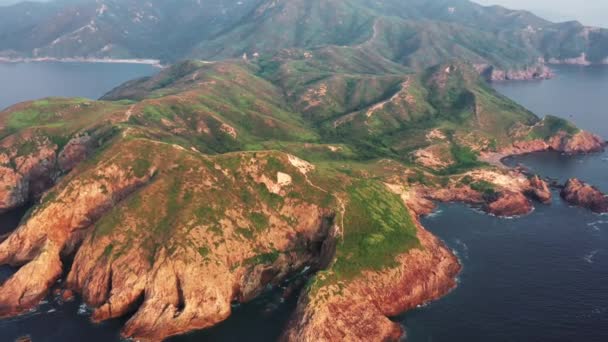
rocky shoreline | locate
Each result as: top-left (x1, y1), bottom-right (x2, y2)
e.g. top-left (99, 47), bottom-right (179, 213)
top-left (477, 56), bottom-right (608, 83)
top-left (475, 63), bottom-right (554, 82)
top-left (282, 212), bottom-right (461, 342)
top-left (0, 57), bottom-right (163, 68)
top-left (482, 131), bottom-right (607, 167)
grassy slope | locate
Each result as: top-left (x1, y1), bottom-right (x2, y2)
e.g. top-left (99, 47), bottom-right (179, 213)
top-left (2, 0), bottom-right (607, 69)
top-left (0, 56), bottom-right (584, 314)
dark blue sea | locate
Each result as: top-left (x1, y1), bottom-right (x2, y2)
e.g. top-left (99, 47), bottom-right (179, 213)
top-left (0, 62), bottom-right (157, 110)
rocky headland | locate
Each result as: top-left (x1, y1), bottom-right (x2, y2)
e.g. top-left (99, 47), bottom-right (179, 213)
top-left (281, 213), bottom-right (460, 341)
top-left (476, 63), bottom-right (555, 82)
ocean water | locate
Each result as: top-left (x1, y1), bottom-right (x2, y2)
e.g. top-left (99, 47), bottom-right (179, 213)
top-left (0, 62), bottom-right (158, 110)
top-left (401, 65), bottom-right (608, 342)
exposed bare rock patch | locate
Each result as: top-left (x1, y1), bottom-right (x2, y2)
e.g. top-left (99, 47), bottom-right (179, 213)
top-left (485, 191), bottom-right (533, 217)
top-left (282, 215), bottom-right (460, 342)
top-left (561, 178), bottom-right (608, 213)
top-left (0, 160), bottom-right (155, 318)
top-left (0, 140), bottom-right (336, 341)
top-left (526, 175), bottom-right (552, 204)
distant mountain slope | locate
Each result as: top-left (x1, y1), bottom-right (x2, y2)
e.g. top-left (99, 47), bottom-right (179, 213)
top-left (0, 0), bottom-right (607, 69)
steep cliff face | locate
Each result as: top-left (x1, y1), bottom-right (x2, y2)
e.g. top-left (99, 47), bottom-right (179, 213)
top-left (550, 131), bottom-right (606, 154)
top-left (0, 135), bottom-right (101, 214)
top-left (0, 135), bottom-right (338, 340)
top-left (0, 156), bottom-right (153, 317)
top-left (561, 179), bottom-right (608, 213)
top-left (0, 99), bottom-right (121, 213)
top-left (282, 214), bottom-right (460, 342)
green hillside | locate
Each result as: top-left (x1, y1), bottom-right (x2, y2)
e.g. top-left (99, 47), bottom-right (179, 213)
top-left (1, 0), bottom-right (607, 69)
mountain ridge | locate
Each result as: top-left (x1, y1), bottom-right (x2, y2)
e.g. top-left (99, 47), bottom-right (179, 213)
top-left (0, 0), bottom-right (607, 72)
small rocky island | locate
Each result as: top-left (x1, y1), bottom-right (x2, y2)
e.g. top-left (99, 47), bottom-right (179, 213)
top-left (561, 179), bottom-right (608, 213)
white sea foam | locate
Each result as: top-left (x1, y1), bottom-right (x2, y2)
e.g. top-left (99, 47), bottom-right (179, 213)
top-left (584, 250), bottom-right (600, 264)
top-left (0, 56), bottom-right (163, 68)
top-left (587, 219), bottom-right (608, 231)
top-left (426, 209), bottom-right (443, 219)
top-left (454, 239), bottom-right (470, 259)
top-left (77, 303), bottom-right (91, 316)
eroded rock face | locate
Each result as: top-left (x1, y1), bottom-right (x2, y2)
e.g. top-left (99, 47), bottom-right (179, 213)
top-left (0, 162), bottom-right (154, 318)
top-left (0, 167), bottom-right (28, 213)
top-left (418, 186), bottom-right (485, 207)
top-left (282, 216), bottom-right (460, 342)
top-left (58, 135), bottom-right (94, 172)
top-left (526, 175), bottom-right (552, 204)
top-left (0, 134), bottom-right (98, 213)
top-left (485, 191), bottom-right (533, 217)
top-left (0, 139), bottom-right (337, 341)
top-left (412, 169), bottom-right (546, 218)
top-left (549, 131), bottom-right (606, 154)
top-left (495, 131), bottom-right (605, 158)
top-left (561, 179), bottom-right (608, 213)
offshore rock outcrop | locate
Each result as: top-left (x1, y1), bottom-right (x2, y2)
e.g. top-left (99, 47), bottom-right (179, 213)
top-left (526, 175), bottom-right (552, 204)
top-left (485, 191), bottom-right (533, 217)
top-left (561, 179), bottom-right (608, 213)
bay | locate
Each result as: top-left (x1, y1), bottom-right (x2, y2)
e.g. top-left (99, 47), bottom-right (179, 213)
top-left (0, 62), bottom-right (158, 110)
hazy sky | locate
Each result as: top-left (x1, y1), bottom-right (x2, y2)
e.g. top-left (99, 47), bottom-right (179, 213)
top-left (475, 0), bottom-right (608, 27)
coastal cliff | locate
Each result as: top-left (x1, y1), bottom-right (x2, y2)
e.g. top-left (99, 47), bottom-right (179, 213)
top-left (282, 212), bottom-right (460, 342)
top-left (0, 140), bottom-right (337, 340)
